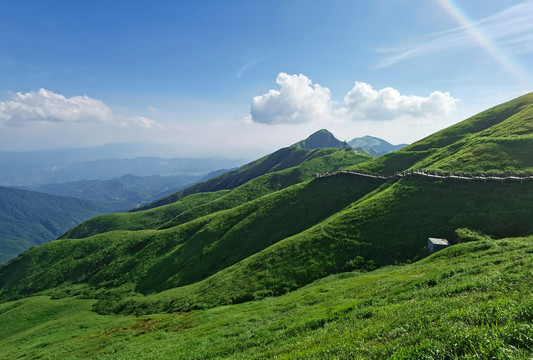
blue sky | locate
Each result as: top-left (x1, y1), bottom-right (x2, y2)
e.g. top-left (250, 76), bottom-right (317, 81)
top-left (0, 0), bottom-right (532, 158)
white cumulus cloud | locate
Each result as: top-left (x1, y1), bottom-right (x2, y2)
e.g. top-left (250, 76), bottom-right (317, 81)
top-left (0, 88), bottom-right (157, 129)
top-left (342, 82), bottom-right (457, 120)
top-left (249, 73), bottom-right (458, 124)
top-left (0, 89), bottom-right (113, 123)
top-left (250, 72), bottom-right (337, 125)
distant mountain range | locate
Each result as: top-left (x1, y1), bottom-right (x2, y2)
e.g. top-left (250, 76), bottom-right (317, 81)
top-left (27, 174), bottom-right (203, 211)
top-left (0, 186), bottom-right (117, 264)
top-left (294, 129), bottom-right (407, 156)
top-left (348, 135), bottom-right (407, 157)
top-left (0, 151), bottom-right (244, 186)
top-left (0, 142), bottom-right (224, 167)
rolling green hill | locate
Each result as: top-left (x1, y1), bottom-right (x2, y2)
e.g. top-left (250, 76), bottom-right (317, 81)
top-left (0, 94), bottom-right (532, 358)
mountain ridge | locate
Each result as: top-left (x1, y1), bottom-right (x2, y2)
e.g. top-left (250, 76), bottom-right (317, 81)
top-left (133, 145), bottom-right (364, 211)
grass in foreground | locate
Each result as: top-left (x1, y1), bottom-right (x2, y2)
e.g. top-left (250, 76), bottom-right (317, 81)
top-left (0, 234), bottom-right (531, 359)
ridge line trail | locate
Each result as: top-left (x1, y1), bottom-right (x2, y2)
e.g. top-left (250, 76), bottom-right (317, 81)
top-left (314, 169), bottom-right (533, 183)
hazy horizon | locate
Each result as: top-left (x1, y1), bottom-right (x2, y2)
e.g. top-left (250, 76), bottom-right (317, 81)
top-left (0, 129), bottom-right (409, 161)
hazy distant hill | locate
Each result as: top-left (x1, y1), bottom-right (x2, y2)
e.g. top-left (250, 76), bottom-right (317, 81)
top-left (0, 142), bottom-right (238, 169)
top-left (0, 186), bottom-right (116, 264)
top-left (29, 174), bottom-right (202, 211)
top-left (348, 135), bottom-right (407, 157)
top-left (0, 155), bottom-right (244, 186)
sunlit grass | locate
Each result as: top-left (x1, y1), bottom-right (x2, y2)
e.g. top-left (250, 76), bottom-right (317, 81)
top-left (1, 235), bottom-right (531, 359)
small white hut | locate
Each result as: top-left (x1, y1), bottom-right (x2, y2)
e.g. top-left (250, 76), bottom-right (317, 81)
top-left (428, 238), bottom-right (450, 254)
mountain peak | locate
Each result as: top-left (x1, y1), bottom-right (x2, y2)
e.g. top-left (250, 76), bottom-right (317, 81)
top-left (294, 129), bottom-right (349, 150)
top-left (348, 136), bottom-right (407, 157)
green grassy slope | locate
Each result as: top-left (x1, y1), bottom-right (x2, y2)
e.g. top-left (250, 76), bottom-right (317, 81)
top-left (351, 92), bottom-right (533, 174)
top-left (2, 174), bottom-right (531, 314)
top-left (0, 174), bottom-right (383, 301)
top-left (63, 149), bottom-right (368, 239)
top-left (61, 190), bottom-right (229, 239)
top-left (105, 175), bottom-right (533, 314)
top-left (0, 235), bottom-right (531, 359)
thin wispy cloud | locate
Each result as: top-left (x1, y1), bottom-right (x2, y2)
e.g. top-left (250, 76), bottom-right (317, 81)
top-left (377, 1), bottom-right (533, 69)
top-left (237, 59), bottom-right (260, 79)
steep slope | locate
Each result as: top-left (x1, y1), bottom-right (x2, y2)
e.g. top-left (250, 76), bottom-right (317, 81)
top-left (351, 92), bottom-right (533, 174)
top-left (135, 130), bottom-right (363, 211)
top-left (0, 187), bottom-right (116, 264)
top-left (348, 135), bottom-right (408, 156)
